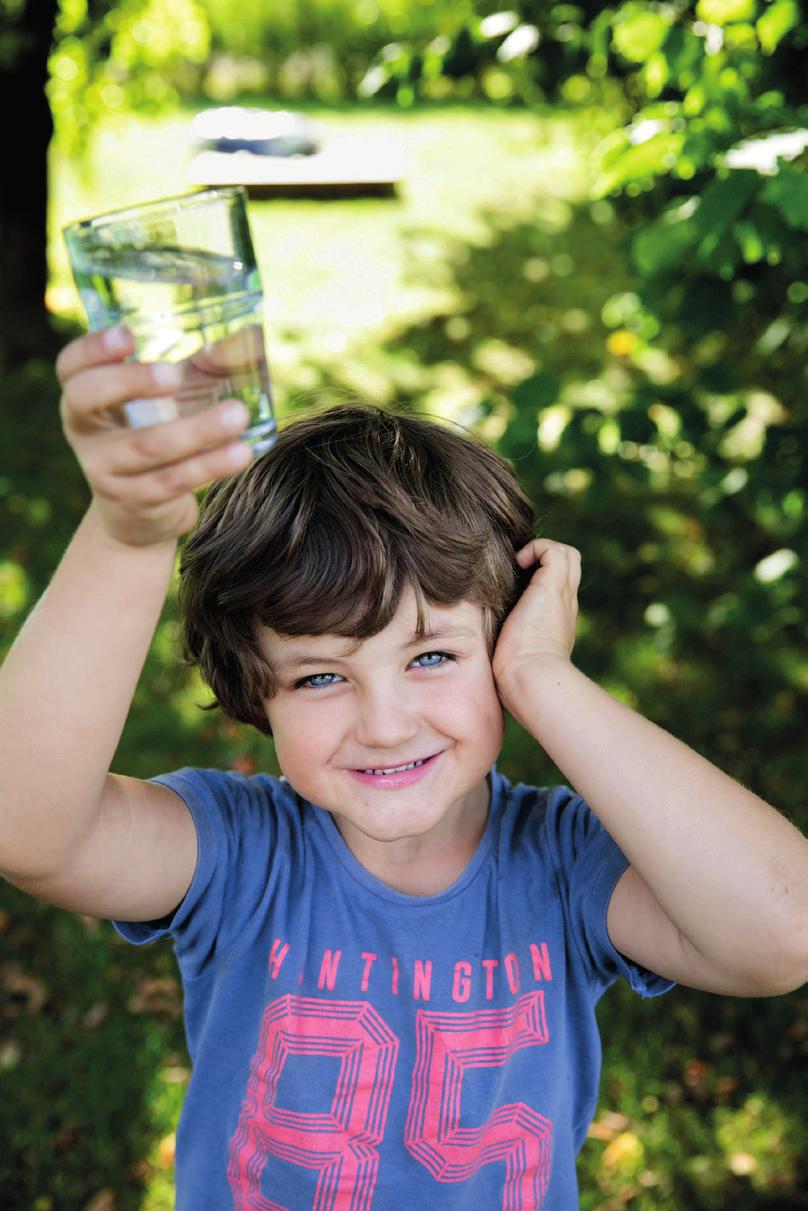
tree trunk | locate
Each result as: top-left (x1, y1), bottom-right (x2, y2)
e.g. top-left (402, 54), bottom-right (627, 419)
top-left (0, 0), bottom-right (61, 365)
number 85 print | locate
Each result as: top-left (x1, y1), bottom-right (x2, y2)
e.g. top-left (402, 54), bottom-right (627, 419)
top-left (228, 992), bottom-right (552, 1210)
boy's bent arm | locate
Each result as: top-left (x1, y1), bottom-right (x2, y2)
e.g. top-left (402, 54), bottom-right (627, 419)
top-left (502, 657), bottom-right (808, 996)
top-left (0, 503), bottom-right (197, 916)
top-left (494, 538), bottom-right (808, 998)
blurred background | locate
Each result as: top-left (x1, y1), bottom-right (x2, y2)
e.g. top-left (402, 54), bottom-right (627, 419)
top-left (1, 1), bottom-right (807, 1208)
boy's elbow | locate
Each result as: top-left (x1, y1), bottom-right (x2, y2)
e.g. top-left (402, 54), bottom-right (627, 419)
top-left (778, 906), bottom-right (808, 993)
top-left (759, 947), bottom-right (808, 997)
top-left (726, 964), bottom-right (805, 999)
top-left (725, 930), bottom-right (808, 997)
top-left (781, 960), bottom-right (808, 996)
top-left (765, 973), bottom-right (807, 998)
top-left (751, 901), bottom-right (808, 995)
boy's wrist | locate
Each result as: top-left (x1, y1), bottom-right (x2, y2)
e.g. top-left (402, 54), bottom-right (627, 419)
top-left (494, 653), bottom-right (577, 727)
top-left (85, 498), bottom-right (180, 558)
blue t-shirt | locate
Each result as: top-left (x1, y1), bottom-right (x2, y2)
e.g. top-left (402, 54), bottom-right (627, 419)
top-left (113, 765), bottom-right (674, 1209)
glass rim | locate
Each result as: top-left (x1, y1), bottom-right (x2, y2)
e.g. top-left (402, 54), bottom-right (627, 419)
top-left (62, 186), bottom-right (247, 236)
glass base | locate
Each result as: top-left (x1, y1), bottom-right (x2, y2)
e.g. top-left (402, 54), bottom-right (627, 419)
top-left (247, 416), bottom-right (278, 455)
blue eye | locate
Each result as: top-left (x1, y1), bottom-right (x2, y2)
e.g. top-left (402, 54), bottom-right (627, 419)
top-left (413, 651), bottom-right (453, 669)
top-left (296, 672), bottom-right (342, 690)
top-left (291, 653), bottom-right (455, 692)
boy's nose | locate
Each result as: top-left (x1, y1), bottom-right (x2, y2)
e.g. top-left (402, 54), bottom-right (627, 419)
top-left (352, 691), bottom-right (420, 750)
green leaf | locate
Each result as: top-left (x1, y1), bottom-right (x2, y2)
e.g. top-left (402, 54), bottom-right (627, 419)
top-left (597, 417), bottom-right (621, 455)
top-left (699, 227), bottom-right (741, 276)
top-left (691, 172), bottom-right (760, 251)
top-left (512, 368), bottom-right (561, 411)
top-left (761, 168), bottom-right (808, 230)
top-left (756, 0), bottom-right (799, 53)
top-left (642, 50), bottom-right (670, 97)
top-left (733, 203), bottom-right (786, 262)
top-left (593, 131), bottom-right (685, 196)
top-left (633, 210), bottom-right (698, 276)
top-left (663, 24), bottom-right (705, 80)
top-left (0, 560), bottom-right (29, 619)
top-left (723, 19), bottom-right (760, 47)
top-left (612, 7), bottom-right (670, 62)
top-left (755, 317), bottom-right (792, 355)
top-left (696, 0), bottom-right (757, 22)
top-left (632, 175), bottom-right (758, 280)
top-left (733, 219), bottom-right (765, 262)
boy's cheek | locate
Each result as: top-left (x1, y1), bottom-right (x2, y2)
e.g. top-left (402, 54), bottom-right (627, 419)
top-left (270, 744), bottom-right (321, 799)
top-left (487, 698), bottom-right (507, 754)
top-left (468, 670), bottom-right (506, 754)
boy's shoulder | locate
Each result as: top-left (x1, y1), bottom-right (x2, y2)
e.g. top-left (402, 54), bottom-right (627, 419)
top-left (153, 764), bottom-right (291, 796)
top-left (496, 771), bottom-right (620, 872)
top-left (150, 765), bottom-right (302, 834)
top-left (497, 771), bottom-right (596, 828)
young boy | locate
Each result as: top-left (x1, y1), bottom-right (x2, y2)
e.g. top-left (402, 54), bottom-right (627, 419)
top-left (1, 326), bottom-right (807, 1210)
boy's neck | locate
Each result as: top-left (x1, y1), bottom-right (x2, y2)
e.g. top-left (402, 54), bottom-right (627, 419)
top-left (333, 775), bottom-right (491, 897)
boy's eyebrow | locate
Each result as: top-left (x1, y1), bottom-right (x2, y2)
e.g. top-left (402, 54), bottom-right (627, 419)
top-left (273, 625), bottom-right (477, 672)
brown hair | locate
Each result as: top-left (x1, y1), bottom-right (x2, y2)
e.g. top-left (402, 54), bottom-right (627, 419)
top-left (179, 403), bottom-right (537, 735)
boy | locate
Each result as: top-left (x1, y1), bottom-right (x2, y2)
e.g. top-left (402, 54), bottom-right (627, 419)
top-left (1, 325), bottom-right (807, 1210)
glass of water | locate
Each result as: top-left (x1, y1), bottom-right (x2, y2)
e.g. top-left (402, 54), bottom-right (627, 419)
top-left (63, 186), bottom-right (276, 454)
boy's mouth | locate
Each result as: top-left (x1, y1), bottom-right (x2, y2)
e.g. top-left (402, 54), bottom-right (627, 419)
top-left (357, 756), bottom-right (429, 775)
top-left (347, 751), bottom-right (441, 787)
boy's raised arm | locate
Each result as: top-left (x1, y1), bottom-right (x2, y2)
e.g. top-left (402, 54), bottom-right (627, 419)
top-left (0, 328), bottom-right (253, 918)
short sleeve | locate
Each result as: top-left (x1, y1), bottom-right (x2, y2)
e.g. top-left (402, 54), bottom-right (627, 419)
top-left (111, 767), bottom-right (284, 980)
top-left (544, 786), bottom-right (676, 1000)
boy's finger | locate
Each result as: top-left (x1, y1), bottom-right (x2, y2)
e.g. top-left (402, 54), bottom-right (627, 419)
top-left (187, 324), bottom-right (264, 376)
top-left (97, 400), bottom-right (251, 476)
top-left (515, 538), bottom-right (557, 567)
top-left (62, 359), bottom-right (191, 426)
top-left (516, 538), bottom-right (581, 568)
top-left (118, 439), bottom-right (253, 505)
top-left (55, 327), bottom-right (134, 384)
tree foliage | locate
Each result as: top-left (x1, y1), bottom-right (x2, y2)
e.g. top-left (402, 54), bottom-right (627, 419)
top-left (49, 0), bottom-right (210, 154)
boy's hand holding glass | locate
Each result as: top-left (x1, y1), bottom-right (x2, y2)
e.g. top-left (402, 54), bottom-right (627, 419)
top-left (62, 186), bottom-right (276, 452)
top-left (57, 326), bottom-right (253, 549)
top-left (492, 538), bottom-right (582, 711)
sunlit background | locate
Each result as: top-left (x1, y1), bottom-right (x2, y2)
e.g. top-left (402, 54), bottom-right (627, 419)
top-left (1, 1), bottom-right (807, 1208)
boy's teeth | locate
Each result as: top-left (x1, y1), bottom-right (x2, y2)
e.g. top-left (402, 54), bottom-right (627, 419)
top-left (363, 758), bottom-right (426, 775)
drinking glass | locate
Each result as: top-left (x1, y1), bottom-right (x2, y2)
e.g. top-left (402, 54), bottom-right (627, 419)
top-left (63, 186), bottom-right (276, 453)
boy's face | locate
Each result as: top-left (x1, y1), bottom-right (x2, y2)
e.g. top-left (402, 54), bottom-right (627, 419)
top-left (258, 585), bottom-right (504, 882)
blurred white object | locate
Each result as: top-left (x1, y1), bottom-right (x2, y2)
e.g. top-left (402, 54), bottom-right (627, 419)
top-left (186, 108), bottom-right (406, 195)
top-left (189, 107), bottom-right (319, 157)
top-left (497, 24), bottom-right (540, 62)
top-left (724, 129), bottom-right (808, 175)
top-left (627, 119), bottom-right (666, 146)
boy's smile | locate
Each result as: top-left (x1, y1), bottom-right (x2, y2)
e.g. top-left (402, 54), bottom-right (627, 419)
top-left (346, 749), bottom-right (443, 789)
top-left (258, 586), bottom-right (505, 894)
